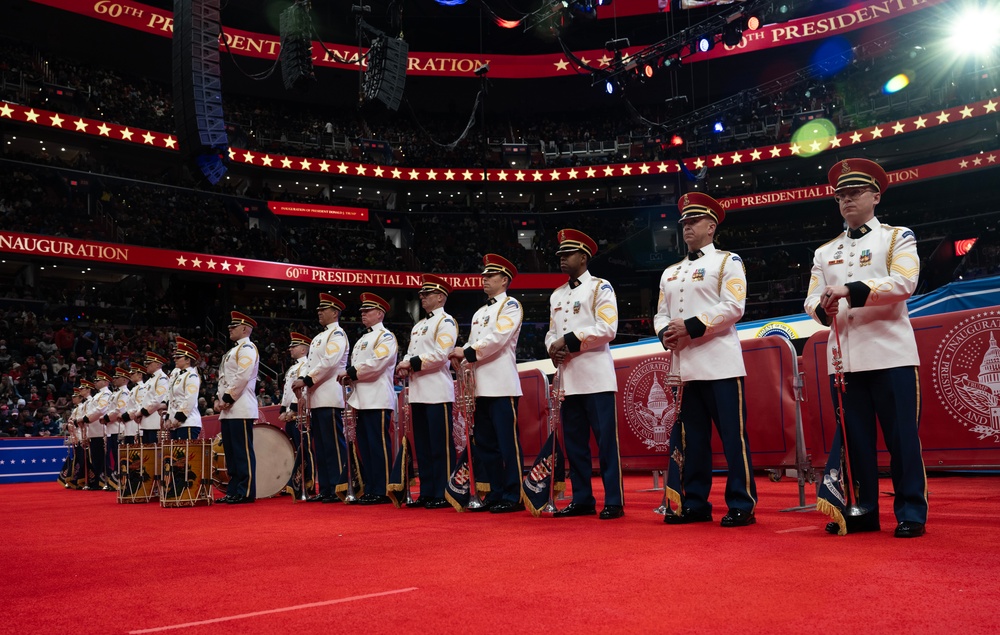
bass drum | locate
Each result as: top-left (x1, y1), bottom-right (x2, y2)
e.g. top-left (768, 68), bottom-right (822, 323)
top-left (211, 423), bottom-right (295, 499)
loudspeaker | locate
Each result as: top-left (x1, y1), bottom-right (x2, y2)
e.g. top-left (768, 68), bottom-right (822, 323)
top-left (172, 0), bottom-right (228, 184)
top-left (363, 35), bottom-right (408, 111)
top-left (279, 2), bottom-right (315, 92)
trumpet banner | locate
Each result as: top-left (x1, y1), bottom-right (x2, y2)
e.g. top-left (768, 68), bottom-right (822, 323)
top-left (522, 431), bottom-right (566, 518)
top-left (386, 437), bottom-right (415, 508)
top-left (287, 427), bottom-right (316, 499)
top-left (444, 447), bottom-right (490, 512)
top-left (335, 444), bottom-right (365, 502)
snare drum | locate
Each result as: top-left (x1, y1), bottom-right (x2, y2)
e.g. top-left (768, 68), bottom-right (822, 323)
top-left (211, 423), bottom-right (294, 499)
top-left (160, 439), bottom-right (213, 507)
top-left (117, 443), bottom-right (159, 503)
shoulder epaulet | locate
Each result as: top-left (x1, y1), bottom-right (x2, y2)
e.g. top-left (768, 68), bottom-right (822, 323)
top-left (817, 233), bottom-right (845, 250)
top-left (666, 258), bottom-right (686, 270)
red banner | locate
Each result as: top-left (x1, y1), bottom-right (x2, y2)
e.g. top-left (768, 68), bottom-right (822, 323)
top-left (266, 201), bottom-right (368, 221)
top-left (0, 230), bottom-right (565, 290)
top-left (720, 151), bottom-right (1000, 212)
top-left (30, 0), bottom-right (943, 79)
top-left (4, 97), bottom-right (996, 185)
top-left (801, 306), bottom-right (1000, 469)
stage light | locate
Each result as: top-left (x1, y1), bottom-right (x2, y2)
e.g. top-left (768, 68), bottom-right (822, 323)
top-left (696, 36), bottom-right (714, 53)
top-left (434, 0), bottom-right (468, 5)
top-left (643, 63), bottom-right (655, 78)
top-left (606, 80), bottom-right (615, 94)
top-left (713, 121), bottom-right (724, 133)
top-left (723, 22), bottom-right (743, 47)
top-left (883, 73), bottom-right (910, 94)
top-left (670, 134), bottom-right (684, 147)
top-left (948, 5), bottom-right (1000, 56)
top-left (746, 14), bottom-right (761, 31)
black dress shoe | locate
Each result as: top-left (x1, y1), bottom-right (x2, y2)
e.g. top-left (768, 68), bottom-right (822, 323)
top-left (553, 503), bottom-right (597, 518)
top-left (214, 495), bottom-right (232, 504)
top-left (406, 497), bottom-right (428, 508)
top-left (228, 496), bottom-right (256, 504)
top-left (720, 509), bottom-right (756, 527)
top-left (424, 498), bottom-right (451, 509)
top-left (599, 505), bottom-right (624, 520)
top-left (306, 494), bottom-right (325, 503)
top-left (664, 508), bottom-right (712, 524)
top-left (894, 521), bottom-right (925, 538)
top-left (826, 513), bottom-right (880, 534)
top-left (489, 500), bottom-right (525, 514)
top-left (321, 495), bottom-right (340, 503)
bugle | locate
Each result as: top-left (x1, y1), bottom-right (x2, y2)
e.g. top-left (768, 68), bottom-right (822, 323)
top-left (655, 350), bottom-right (685, 515)
top-left (541, 365), bottom-right (565, 514)
top-left (295, 386), bottom-right (312, 502)
top-left (399, 377), bottom-right (415, 505)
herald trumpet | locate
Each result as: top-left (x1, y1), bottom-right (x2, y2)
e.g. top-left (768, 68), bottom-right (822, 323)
top-left (296, 387), bottom-right (312, 502)
top-left (342, 381), bottom-right (359, 503)
top-left (655, 351), bottom-right (685, 516)
top-left (456, 361), bottom-right (484, 510)
top-left (399, 376), bottom-right (414, 505)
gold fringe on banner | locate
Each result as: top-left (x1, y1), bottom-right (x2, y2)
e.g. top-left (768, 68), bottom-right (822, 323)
top-left (816, 497), bottom-right (847, 536)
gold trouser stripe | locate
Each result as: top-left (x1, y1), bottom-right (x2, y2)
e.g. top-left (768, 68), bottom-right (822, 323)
top-left (914, 367), bottom-right (928, 507)
top-left (612, 396), bottom-right (623, 501)
top-left (444, 404), bottom-right (453, 478)
top-left (510, 397), bottom-right (525, 503)
top-left (736, 377), bottom-right (756, 510)
top-left (243, 421), bottom-right (254, 498)
top-left (381, 411), bottom-right (390, 489)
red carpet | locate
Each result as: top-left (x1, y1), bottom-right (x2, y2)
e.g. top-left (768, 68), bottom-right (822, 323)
top-left (4, 474), bottom-right (999, 635)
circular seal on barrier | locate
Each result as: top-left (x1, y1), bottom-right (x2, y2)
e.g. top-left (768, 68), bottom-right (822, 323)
top-left (754, 321), bottom-right (797, 340)
top-left (623, 356), bottom-right (680, 452)
top-left (932, 311), bottom-right (1000, 442)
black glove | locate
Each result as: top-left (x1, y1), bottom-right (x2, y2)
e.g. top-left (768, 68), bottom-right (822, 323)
top-left (140, 408), bottom-right (149, 418)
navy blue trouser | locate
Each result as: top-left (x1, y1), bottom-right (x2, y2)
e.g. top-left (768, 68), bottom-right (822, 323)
top-left (473, 396), bottom-right (523, 504)
top-left (141, 430), bottom-right (159, 444)
top-left (356, 409), bottom-right (392, 496)
top-left (221, 419), bottom-right (256, 499)
top-left (171, 427), bottom-right (200, 440)
top-left (411, 402), bottom-right (455, 499)
top-left (676, 377), bottom-right (757, 515)
top-left (311, 407), bottom-right (346, 497)
top-left (821, 366), bottom-right (927, 524)
top-left (562, 391), bottom-right (623, 507)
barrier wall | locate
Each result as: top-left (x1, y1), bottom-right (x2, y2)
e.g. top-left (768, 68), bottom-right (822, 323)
top-left (801, 305), bottom-right (1000, 469)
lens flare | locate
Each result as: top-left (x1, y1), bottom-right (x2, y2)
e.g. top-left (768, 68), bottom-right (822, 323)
top-left (791, 118), bottom-right (838, 158)
top-left (883, 73), bottom-right (910, 94)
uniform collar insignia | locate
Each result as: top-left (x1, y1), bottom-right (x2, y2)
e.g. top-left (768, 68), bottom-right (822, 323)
top-left (486, 297), bottom-right (497, 306)
top-left (569, 278), bottom-right (581, 289)
top-left (847, 223), bottom-right (871, 239)
top-left (688, 249), bottom-right (704, 261)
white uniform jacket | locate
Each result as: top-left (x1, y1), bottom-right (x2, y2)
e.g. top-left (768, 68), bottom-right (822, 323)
top-left (804, 217), bottom-right (920, 374)
top-left (347, 322), bottom-right (398, 411)
top-left (167, 368), bottom-right (201, 429)
top-left (545, 270), bottom-right (619, 395)
top-left (462, 292), bottom-right (523, 397)
top-left (139, 369), bottom-right (168, 431)
top-left (405, 308), bottom-right (458, 404)
top-left (104, 386), bottom-right (130, 435)
top-left (217, 337), bottom-right (260, 420)
top-left (300, 322), bottom-right (349, 409)
top-left (84, 388), bottom-right (112, 438)
top-left (125, 381), bottom-right (146, 436)
top-left (281, 358), bottom-right (306, 413)
top-left (69, 403), bottom-right (86, 443)
top-left (654, 243), bottom-right (747, 382)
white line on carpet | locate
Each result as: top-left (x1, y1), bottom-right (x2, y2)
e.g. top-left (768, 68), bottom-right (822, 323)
top-left (774, 526), bottom-right (819, 533)
top-left (127, 587), bottom-right (419, 633)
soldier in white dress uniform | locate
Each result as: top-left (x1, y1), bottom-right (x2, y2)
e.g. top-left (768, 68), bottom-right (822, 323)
top-left (292, 294), bottom-right (350, 503)
top-left (546, 230), bottom-right (624, 520)
top-left (101, 366), bottom-right (132, 484)
top-left (138, 352), bottom-right (169, 444)
top-left (214, 312), bottom-right (260, 504)
top-left (338, 293), bottom-right (398, 505)
top-left (396, 274), bottom-right (458, 509)
top-left (280, 331), bottom-right (314, 495)
top-left (655, 192), bottom-right (758, 527)
top-left (167, 342), bottom-right (202, 440)
top-left (448, 254), bottom-right (525, 514)
top-left (805, 158), bottom-right (927, 538)
top-left (123, 362), bottom-right (147, 445)
top-left (82, 370), bottom-right (114, 489)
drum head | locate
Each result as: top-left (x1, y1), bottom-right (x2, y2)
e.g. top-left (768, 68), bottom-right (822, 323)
top-left (253, 424), bottom-right (295, 499)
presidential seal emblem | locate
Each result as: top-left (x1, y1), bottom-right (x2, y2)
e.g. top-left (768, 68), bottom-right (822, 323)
top-left (933, 312), bottom-right (1000, 442)
top-left (623, 356), bottom-right (681, 452)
